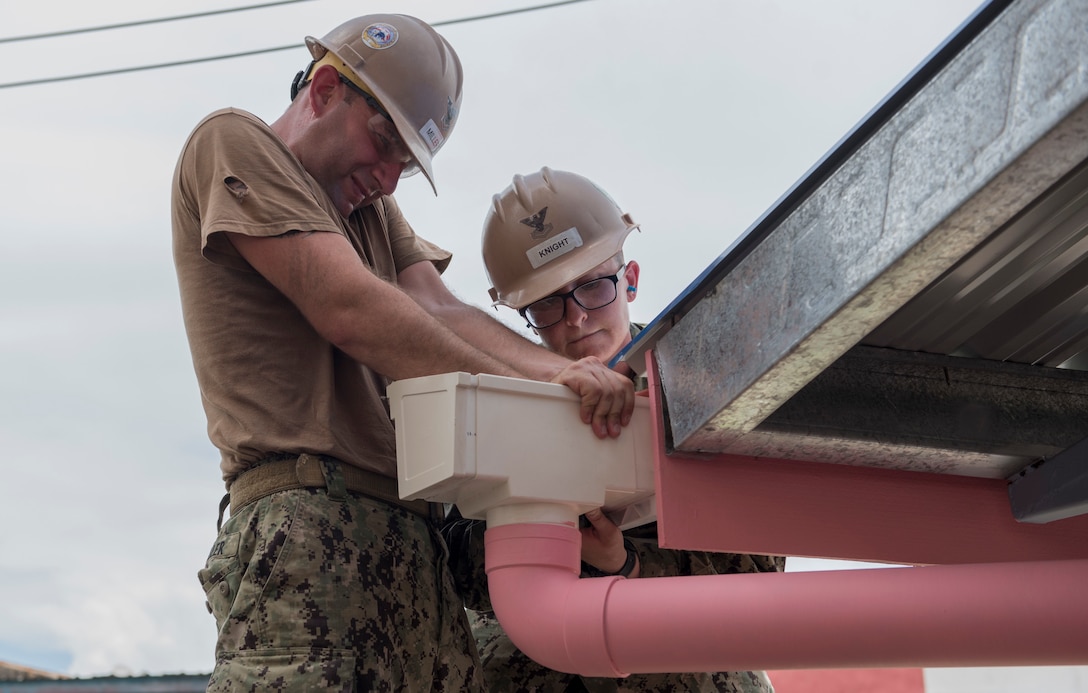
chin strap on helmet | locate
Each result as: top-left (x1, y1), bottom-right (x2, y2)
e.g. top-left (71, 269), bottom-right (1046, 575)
top-left (290, 61), bottom-right (316, 101)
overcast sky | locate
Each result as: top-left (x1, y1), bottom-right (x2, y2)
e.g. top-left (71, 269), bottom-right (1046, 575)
top-left (0, 0), bottom-right (1008, 678)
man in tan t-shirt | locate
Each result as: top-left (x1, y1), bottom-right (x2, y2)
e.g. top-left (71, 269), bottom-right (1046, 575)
top-left (171, 15), bottom-right (634, 692)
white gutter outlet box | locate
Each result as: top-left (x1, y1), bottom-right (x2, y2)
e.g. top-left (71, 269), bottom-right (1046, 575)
top-left (387, 372), bottom-right (656, 529)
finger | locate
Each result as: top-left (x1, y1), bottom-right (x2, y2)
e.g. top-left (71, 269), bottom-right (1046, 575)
top-left (589, 374), bottom-right (615, 439)
top-left (580, 394), bottom-right (597, 427)
top-left (607, 412), bottom-right (622, 438)
top-left (593, 387), bottom-right (616, 439)
top-left (620, 376), bottom-right (636, 425)
top-left (583, 507), bottom-right (607, 530)
top-left (579, 526), bottom-right (600, 546)
top-left (580, 378), bottom-right (612, 439)
top-left (584, 507), bottom-right (618, 537)
top-left (604, 373), bottom-right (633, 437)
top-left (558, 358), bottom-right (628, 437)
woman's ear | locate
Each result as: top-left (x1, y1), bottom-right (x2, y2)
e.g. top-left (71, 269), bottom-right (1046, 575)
top-left (623, 260), bottom-right (640, 302)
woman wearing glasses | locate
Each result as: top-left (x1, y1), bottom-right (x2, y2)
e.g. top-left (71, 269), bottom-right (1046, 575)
top-left (444, 167), bottom-right (785, 693)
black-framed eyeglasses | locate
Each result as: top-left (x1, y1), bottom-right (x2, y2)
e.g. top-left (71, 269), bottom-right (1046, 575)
top-left (291, 61), bottom-right (392, 123)
top-left (290, 61), bottom-right (414, 171)
top-left (337, 73), bottom-right (393, 122)
top-left (519, 270), bottom-right (623, 329)
top-left (336, 74), bottom-right (416, 170)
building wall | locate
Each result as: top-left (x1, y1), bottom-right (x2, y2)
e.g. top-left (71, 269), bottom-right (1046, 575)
top-left (767, 666), bottom-right (1088, 693)
top-left (924, 666), bottom-right (1088, 693)
top-left (768, 668), bottom-right (924, 693)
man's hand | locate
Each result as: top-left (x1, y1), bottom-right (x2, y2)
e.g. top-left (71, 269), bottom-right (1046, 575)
top-left (551, 356), bottom-right (635, 438)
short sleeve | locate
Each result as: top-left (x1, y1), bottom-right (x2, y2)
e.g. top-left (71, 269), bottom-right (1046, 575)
top-left (175, 109), bottom-right (345, 271)
top-left (381, 196), bottom-right (452, 275)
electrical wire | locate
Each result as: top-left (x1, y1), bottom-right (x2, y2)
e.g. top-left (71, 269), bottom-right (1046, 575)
top-left (418, 0), bottom-right (590, 28)
top-left (0, 0), bottom-right (317, 44)
top-left (0, 46), bottom-right (295, 88)
top-left (0, 0), bottom-right (591, 90)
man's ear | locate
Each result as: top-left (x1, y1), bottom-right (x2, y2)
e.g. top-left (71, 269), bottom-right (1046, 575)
top-left (307, 64), bottom-right (343, 114)
top-left (624, 260), bottom-right (640, 302)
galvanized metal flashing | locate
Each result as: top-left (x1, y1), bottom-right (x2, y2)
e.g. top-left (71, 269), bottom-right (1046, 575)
top-left (653, 0), bottom-right (1088, 454)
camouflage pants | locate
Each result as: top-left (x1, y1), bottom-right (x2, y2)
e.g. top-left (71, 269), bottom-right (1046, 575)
top-left (198, 487), bottom-right (483, 692)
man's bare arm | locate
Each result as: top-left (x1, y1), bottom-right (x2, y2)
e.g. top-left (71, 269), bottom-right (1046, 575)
top-left (398, 260), bottom-right (634, 438)
top-left (227, 230), bottom-right (522, 381)
top-left (397, 261), bottom-right (568, 380)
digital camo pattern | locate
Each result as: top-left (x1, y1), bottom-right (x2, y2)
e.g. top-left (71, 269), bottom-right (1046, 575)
top-left (625, 533), bottom-right (786, 581)
top-left (199, 488), bottom-right (484, 692)
top-left (442, 515), bottom-right (784, 692)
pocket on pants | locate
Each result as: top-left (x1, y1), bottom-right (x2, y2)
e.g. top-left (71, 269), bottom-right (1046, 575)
top-left (206, 649), bottom-right (356, 692)
top-left (198, 530), bottom-right (241, 627)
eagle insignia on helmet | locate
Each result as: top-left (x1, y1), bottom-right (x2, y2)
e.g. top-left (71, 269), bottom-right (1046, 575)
top-left (442, 97), bottom-right (458, 129)
top-left (520, 207), bottom-right (553, 239)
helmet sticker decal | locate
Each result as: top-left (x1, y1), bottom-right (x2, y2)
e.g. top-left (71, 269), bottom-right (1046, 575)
top-left (420, 119), bottom-right (444, 152)
top-left (520, 207), bottom-right (552, 239)
top-left (361, 23), bottom-right (398, 50)
top-left (526, 227), bottom-right (583, 269)
top-left (442, 97), bottom-right (458, 129)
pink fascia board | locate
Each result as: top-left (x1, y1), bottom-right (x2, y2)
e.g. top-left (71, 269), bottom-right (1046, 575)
top-left (644, 351), bottom-right (1088, 566)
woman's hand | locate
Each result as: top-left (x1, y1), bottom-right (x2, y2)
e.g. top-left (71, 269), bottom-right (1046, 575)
top-left (579, 508), bottom-right (639, 578)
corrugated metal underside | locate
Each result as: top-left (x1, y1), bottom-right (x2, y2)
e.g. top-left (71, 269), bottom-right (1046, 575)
top-left (866, 160), bottom-right (1088, 369)
top-left (743, 159), bottom-right (1088, 481)
top-left (645, 0), bottom-right (1088, 511)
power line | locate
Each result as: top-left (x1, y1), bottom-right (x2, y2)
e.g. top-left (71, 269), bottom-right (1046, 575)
top-left (0, 46), bottom-right (295, 88)
top-left (0, 0), bottom-right (591, 90)
top-left (0, 0), bottom-right (316, 45)
top-left (417, 0), bottom-right (590, 28)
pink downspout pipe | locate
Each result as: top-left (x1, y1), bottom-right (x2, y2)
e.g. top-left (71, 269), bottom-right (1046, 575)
top-left (485, 521), bottom-right (1088, 676)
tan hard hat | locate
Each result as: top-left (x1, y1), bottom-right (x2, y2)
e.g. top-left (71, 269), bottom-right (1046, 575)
top-left (483, 167), bottom-right (639, 310)
top-left (305, 14), bottom-right (463, 195)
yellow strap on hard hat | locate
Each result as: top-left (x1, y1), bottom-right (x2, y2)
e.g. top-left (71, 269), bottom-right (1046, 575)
top-left (308, 53), bottom-right (382, 104)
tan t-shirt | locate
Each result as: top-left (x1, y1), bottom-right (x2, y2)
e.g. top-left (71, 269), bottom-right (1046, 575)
top-left (171, 108), bottom-right (451, 485)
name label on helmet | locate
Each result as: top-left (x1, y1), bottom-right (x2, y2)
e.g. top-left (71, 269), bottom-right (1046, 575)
top-left (420, 119), bottom-right (444, 152)
top-left (526, 227), bottom-right (583, 269)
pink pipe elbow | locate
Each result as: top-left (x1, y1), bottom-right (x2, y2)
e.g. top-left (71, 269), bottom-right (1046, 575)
top-left (485, 522), bottom-right (1088, 676)
top-left (484, 520), bottom-right (628, 677)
